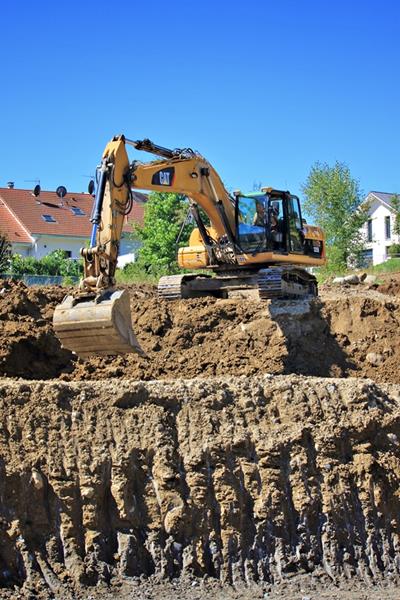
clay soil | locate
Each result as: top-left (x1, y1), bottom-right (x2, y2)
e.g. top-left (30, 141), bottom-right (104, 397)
top-left (2, 275), bottom-right (400, 599)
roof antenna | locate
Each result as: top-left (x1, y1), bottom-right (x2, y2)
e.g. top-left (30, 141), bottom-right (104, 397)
top-left (25, 179), bottom-right (41, 199)
top-left (56, 185), bottom-right (67, 208)
top-left (33, 184), bottom-right (41, 197)
top-left (83, 174), bottom-right (96, 197)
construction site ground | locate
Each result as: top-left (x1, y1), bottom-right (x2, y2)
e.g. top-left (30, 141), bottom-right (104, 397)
top-left (1, 274), bottom-right (400, 599)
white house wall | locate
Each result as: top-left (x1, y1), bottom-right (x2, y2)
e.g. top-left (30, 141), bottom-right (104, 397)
top-left (119, 238), bottom-right (141, 264)
top-left (11, 243), bottom-right (32, 257)
top-left (363, 196), bottom-right (399, 265)
top-left (11, 234), bottom-right (141, 263)
top-left (32, 236), bottom-right (87, 259)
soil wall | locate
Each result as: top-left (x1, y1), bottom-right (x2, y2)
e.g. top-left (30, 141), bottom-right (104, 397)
top-left (1, 375), bottom-right (400, 597)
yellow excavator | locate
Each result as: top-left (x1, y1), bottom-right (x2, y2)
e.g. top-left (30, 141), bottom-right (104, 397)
top-left (53, 135), bottom-right (325, 358)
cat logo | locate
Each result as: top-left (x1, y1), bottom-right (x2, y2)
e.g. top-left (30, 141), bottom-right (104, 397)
top-left (152, 167), bottom-right (175, 186)
top-left (160, 171), bottom-right (170, 185)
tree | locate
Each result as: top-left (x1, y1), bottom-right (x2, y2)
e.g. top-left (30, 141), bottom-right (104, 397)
top-left (132, 192), bottom-right (194, 276)
top-left (10, 250), bottom-right (82, 277)
top-left (302, 162), bottom-right (369, 271)
top-left (390, 193), bottom-right (400, 237)
top-left (0, 232), bottom-right (11, 272)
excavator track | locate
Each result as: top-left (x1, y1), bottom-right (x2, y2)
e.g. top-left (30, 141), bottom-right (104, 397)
top-left (157, 275), bottom-right (186, 300)
top-left (158, 267), bottom-right (317, 301)
top-left (257, 266), bottom-right (317, 299)
top-left (157, 274), bottom-right (214, 300)
top-left (257, 268), bottom-right (283, 299)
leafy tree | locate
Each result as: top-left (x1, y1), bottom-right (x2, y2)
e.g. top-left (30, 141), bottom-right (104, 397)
top-left (132, 192), bottom-right (194, 276)
top-left (390, 193), bottom-right (400, 237)
top-left (0, 231), bottom-right (11, 272)
top-left (10, 250), bottom-right (82, 277)
top-left (388, 243), bottom-right (400, 259)
top-left (302, 162), bottom-right (369, 271)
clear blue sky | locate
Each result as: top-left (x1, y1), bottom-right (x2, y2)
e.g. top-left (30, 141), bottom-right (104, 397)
top-left (1, 0), bottom-right (399, 199)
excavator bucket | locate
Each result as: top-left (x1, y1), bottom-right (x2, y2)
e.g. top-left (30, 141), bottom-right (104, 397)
top-left (53, 289), bottom-right (144, 358)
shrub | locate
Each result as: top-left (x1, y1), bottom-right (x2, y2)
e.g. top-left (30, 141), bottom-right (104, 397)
top-left (388, 243), bottom-right (400, 259)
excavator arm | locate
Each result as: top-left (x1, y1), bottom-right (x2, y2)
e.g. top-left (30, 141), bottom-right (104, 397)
top-left (81, 135), bottom-right (237, 295)
top-left (53, 134), bottom-right (237, 357)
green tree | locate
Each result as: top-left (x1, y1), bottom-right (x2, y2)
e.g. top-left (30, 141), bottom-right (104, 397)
top-left (390, 193), bottom-right (400, 237)
top-left (132, 192), bottom-right (194, 276)
top-left (302, 161), bottom-right (369, 271)
top-left (0, 232), bottom-right (11, 272)
top-left (10, 250), bottom-right (82, 277)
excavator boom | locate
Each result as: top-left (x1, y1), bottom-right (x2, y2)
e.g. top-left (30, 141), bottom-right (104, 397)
top-left (53, 136), bottom-right (144, 357)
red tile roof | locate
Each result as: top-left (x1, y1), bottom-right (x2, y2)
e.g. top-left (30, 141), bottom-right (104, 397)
top-left (0, 188), bottom-right (146, 241)
top-left (0, 199), bottom-right (33, 243)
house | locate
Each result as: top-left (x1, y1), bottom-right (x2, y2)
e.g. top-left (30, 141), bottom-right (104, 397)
top-left (360, 191), bottom-right (399, 265)
top-left (0, 185), bottom-right (147, 266)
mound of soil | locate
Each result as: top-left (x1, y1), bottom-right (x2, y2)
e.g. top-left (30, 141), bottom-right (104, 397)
top-left (377, 277), bottom-right (400, 296)
top-left (1, 280), bottom-right (400, 383)
top-left (0, 281), bottom-right (73, 379)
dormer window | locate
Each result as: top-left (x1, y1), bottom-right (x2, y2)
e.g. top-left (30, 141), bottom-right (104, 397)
top-left (71, 207), bottom-right (85, 216)
top-left (42, 214), bottom-right (57, 223)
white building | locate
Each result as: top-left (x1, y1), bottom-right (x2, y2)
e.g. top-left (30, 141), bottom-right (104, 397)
top-left (360, 191), bottom-right (399, 265)
top-left (0, 185), bottom-right (146, 266)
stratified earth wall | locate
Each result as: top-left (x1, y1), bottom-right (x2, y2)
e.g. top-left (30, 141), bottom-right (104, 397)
top-left (1, 375), bottom-right (400, 598)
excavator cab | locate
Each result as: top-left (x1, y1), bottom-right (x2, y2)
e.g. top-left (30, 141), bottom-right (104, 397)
top-left (235, 191), bottom-right (305, 255)
top-left (235, 192), bottom-right (285, 253)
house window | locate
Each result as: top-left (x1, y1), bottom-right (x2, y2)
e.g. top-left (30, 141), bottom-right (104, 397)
top-left (71, 207), bottom-right (85, 216)
top-left (360, 248), bottom-right (373, 266)
top-left (367, 219), bottom-right (373, 242)
top-left (42, 214), bottom-right (57, 223)
top-left (385, 215), bottom-right (391, 239)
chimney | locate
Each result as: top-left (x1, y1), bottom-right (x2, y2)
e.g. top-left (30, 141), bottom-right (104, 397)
top-left (7, 181), bottom-right (14, 189)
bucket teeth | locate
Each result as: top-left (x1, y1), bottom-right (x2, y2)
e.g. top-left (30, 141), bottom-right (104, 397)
top-left (53, 289), bottom-right (144, 358)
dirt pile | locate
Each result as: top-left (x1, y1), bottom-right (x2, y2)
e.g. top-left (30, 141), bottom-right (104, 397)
top-left (0, 281), bottom-right (72, 379)
top-left (1, 375), bottom-right (400, 598)
top-left (1, 280), bottom-right (400, 383)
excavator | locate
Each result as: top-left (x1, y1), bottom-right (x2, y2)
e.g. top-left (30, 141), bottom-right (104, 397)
top-left (53, 135), bottom-right (326, 358)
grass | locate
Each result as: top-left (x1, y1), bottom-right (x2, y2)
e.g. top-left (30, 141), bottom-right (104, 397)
top-left (115, 267), bottom-right (159, 285)
top-left (315, 258), bottom-right (400, 284)
top-left (115, 262), bottom-right (210, 286)
top-left (367, 257), bottom-right (400, 275)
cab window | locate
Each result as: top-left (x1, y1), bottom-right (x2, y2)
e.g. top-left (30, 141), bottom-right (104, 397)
top-left (236, 195), bottom-right (267, 252)
top-left (288, 196), bottom-right (304, 252)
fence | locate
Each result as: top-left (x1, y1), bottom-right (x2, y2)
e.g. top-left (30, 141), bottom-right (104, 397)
top-left (0, 274), bottom-right (80, 286)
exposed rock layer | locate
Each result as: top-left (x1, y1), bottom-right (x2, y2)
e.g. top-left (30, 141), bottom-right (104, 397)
top-left (1, 375), bottom-right (400, 596)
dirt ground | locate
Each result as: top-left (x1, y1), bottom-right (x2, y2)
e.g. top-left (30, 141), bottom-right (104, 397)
top-left (1, 275), bottom-right (400, 383)
top-left (2, 275), bottom-right (400, 599)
